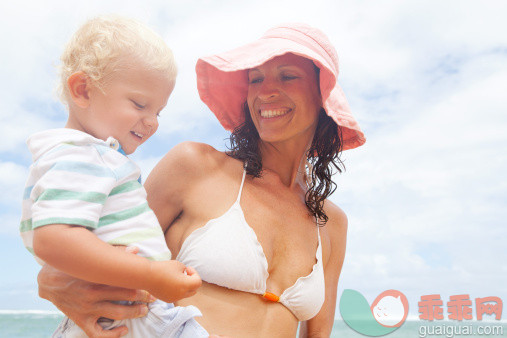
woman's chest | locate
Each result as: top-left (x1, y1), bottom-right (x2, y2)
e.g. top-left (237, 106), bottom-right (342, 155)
top-left (173, 173), bottom-right (321, 289)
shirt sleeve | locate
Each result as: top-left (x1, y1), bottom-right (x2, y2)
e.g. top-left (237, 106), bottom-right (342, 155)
top-left (29, 144), bottom-right (117, 229)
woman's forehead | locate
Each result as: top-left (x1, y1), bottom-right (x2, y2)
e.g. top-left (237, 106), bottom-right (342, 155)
top-left (249, 53), bottom-right (315, 73)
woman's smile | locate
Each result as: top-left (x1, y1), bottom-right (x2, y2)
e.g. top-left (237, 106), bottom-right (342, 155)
top-left (259, 108), bottom-right (292, 119)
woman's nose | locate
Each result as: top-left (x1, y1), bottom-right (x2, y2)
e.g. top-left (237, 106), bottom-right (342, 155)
top-left (258, 78), bottom-right (279, 101)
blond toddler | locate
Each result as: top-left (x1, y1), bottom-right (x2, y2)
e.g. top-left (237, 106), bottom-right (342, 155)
top-left (19, 16), bottom-right (208, 337)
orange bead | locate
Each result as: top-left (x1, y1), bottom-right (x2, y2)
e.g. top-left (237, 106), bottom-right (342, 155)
top-left (262, 292), bottom-right (280, 302)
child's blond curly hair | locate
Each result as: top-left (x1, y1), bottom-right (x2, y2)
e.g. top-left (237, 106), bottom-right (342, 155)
top-left (58, 15), bottom-right (177, 106)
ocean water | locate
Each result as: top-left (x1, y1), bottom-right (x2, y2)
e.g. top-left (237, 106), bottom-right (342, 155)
top-left (1, 312), bottom-right (505, 337)
top-left (0, 311), bottom-right (64, 338)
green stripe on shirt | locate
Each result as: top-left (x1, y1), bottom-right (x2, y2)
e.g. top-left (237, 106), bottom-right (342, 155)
top-left (98, 203), bottom-right (151, 227)
top-left (20, 219), bottom-right (32, 232)
top-left (36, 189), bottom-right (107, 204)
top-left (146, 251), bottom-right (172, 261)
top-left (109, 181), bottom-right (142, 196)
top-left (106, 226), bottom-right (164, 246)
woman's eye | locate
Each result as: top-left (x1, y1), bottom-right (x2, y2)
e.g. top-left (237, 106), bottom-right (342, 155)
top-left (249, 77), bottom-right (263, 84)
top-left (282, 74), bottom-right (298, 81)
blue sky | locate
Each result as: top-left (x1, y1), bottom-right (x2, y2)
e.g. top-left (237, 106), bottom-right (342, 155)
top-left (0, 0), bottom-right (506, 320)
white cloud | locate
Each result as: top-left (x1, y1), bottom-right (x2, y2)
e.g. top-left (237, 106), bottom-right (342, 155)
top-left (331, 16), bottom-right (507, 313)
top-left (0, 162), bottom-right (28, 204)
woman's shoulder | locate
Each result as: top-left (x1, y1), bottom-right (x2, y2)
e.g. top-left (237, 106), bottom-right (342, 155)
top-left (322, 200), bottom-right (348, 245)
top-left (320, 200), bottom-right (348, 269)
top-left (324, 200), bottom-right (348, 230)
top-left (157, 141), bottom-right (235, 177)
top-left (168, 141), bottom-right (221, 159)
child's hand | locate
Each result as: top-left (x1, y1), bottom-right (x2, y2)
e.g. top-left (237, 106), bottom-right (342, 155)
top-left (146, 260), bottom-right (202, 303)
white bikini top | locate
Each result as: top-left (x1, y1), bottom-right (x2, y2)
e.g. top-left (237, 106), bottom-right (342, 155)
top-left (176, 170), bottom-right (325, 321)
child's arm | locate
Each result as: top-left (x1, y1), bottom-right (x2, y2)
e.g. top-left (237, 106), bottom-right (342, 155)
top-left (33, 224), bottom-right (201, 303)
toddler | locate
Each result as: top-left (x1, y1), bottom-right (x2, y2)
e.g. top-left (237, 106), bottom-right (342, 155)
top-left (19, 15), bottom-right (208, 337)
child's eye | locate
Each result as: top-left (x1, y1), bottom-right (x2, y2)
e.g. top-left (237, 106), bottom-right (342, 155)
top-left (131, 100), bottom-right (145, 109)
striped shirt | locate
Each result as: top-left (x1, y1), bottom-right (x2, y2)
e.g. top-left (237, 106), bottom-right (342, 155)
top-left (20, 128), bottom-right (172, 265)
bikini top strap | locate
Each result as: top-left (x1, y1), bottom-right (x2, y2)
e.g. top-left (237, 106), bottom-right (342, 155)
top-left (236, 168), bottom-right (247, 203)
top-left (315, 215), bottom-right (322, 244)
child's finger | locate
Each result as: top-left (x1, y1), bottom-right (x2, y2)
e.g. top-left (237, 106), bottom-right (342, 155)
top-left (185, 266), bottom-right (198, 276)
top-left (124, 246), bottom-right (139, 254)
top-left (184, 267), bottom-right (202, 290)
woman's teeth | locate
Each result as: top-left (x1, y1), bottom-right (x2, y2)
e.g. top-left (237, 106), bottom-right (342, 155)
top-left (260, 109), bottom-right (290, 118)
top-left (132, 131), bottom-right (144, 138)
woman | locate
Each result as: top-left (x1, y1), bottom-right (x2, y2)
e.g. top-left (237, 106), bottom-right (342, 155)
top-left (37, 23), bottom-right (365, 337)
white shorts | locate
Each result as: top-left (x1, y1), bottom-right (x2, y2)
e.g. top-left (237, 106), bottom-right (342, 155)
top-left (53, 300), bottom-right (208, 337)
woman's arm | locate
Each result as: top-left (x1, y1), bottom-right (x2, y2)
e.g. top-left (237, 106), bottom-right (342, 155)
top-left (300, 202), bottom-right (348, 337)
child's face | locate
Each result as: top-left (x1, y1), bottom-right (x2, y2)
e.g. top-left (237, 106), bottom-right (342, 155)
top-left (81, 60), bottom-right (174, 154)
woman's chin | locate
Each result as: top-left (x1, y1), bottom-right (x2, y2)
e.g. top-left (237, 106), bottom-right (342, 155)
top-left (258, 133), bottom-right (287, 144)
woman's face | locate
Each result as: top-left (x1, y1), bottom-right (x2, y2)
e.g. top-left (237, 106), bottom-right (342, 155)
top-left (247, 53), bottom-right (322, 144)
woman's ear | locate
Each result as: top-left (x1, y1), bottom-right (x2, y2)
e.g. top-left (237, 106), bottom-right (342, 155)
top-left (67, 71), bottom-right (91, 108)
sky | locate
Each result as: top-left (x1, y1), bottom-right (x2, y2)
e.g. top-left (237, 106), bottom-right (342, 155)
top-left (0, 0), bottom-right (506, 322)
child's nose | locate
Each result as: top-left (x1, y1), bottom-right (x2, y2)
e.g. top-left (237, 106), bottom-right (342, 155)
top-left (144, 114), bottom-right (158, 128)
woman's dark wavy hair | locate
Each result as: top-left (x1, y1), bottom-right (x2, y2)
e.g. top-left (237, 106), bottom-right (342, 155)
top-left (226, 103), bottom-right (344, 226)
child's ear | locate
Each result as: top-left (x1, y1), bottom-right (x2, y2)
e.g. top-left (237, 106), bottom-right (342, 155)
top-left (67, 71), bottom-right (91, 108)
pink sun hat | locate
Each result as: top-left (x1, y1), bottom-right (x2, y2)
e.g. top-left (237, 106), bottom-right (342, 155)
top-left (196, 23), bottom-right (365, 151)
